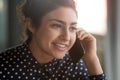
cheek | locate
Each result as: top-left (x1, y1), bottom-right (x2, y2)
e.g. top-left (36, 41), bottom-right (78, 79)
top-left (72, 37), bottom-right (76, 45)
top-left (70, 35), bottom-right (76, 48)
top-left (35, 29), bottom-right (59, 44)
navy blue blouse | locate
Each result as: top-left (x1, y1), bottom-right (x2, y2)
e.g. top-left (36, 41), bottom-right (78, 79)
top-left (0, 42), bottom-right (107, 80)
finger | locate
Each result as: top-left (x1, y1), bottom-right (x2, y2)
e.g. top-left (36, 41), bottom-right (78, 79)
top-left (77, 30), bottom-right (85, 40)
top-left (77, 29), bottom-right (88, 40)
top-left (80, 33), bottom-right (89, 40)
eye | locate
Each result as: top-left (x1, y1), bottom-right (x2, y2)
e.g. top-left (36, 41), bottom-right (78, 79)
top-left (51, 24), bottom-right (62, 29)
top-left (69, 26), bottom-right (77, 32)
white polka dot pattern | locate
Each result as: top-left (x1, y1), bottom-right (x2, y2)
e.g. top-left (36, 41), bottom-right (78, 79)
top-left (0, 42), bottom-right (107, 80)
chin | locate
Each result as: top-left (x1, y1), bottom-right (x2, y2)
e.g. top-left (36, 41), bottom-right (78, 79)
top-left (54, 54), bottom-right (65, 59)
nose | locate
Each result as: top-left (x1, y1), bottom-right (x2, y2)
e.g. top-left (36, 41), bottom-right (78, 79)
top-left (60, 29), bottom-right (70, 41)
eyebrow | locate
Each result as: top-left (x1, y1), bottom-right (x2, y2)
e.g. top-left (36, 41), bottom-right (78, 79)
top-left (48, 19), bottom-right (77, 25)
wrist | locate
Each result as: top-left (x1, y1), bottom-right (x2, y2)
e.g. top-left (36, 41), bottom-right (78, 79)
top-left (83, 54), bottom-right (103, 75)
top-left (83, 51), bottom-right (98, 60)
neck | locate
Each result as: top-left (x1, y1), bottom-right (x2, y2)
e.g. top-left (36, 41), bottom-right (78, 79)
top-left (29, 40), bottom-right (54, 64)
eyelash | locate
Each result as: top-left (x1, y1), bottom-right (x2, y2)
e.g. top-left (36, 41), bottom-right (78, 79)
top-left (51, 24), bottom-right (77, 32)
top-left (69, 27), bottom-right (77, 32)
top-left (51, 24), bottom-right (62, 28)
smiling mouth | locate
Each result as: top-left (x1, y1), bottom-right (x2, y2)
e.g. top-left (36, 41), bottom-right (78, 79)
top-left (53, 43), bottom-right (69, 51)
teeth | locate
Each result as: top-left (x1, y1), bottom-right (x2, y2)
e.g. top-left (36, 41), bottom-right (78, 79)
top-left (56, 44), bottom-right (66, 48)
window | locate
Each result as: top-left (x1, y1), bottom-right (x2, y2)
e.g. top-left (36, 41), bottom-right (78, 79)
top-left (75, 0), bottom-right (107, 35)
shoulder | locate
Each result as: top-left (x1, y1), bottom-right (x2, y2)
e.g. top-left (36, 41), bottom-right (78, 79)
top-left (0, 43), bottom-right (24, 62)
top-left (0, 42), bottom-right (30, 72)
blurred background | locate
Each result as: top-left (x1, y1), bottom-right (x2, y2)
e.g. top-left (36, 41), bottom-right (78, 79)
top-left (0, 0), bottom-right (120, 80)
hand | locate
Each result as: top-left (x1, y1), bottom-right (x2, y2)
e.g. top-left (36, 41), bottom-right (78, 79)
top-left (77, 28), bottom-right (97, 59)
top-left (77, 28), bottom-right (103, 75)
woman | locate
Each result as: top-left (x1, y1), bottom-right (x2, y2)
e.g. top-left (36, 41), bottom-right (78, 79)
top-left (0, 0), bottom-right (107, 79)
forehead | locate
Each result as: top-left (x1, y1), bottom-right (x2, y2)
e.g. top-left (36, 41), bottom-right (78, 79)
top-left (42, 7), bottom-right (77, 24)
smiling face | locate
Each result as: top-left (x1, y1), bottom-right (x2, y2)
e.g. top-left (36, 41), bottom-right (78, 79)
top-left (29, 7), bottom-right (77, 61)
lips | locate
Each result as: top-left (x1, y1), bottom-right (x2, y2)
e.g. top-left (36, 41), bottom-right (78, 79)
top-left (53, 43), bottom-right (69, 51)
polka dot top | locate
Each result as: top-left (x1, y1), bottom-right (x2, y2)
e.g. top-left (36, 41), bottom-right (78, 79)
top-left (0, 42), bottom-right (107, 80)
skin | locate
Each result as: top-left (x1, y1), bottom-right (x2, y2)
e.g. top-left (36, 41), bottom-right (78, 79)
top-left (27, 7), bottom-right (103, 75)
top-left (77, 28), bottom-right (103, 75)
top-left (28, 7), bottom-right (77, 63)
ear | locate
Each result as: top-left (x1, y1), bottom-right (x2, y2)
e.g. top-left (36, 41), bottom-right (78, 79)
top-left (25, 18), bottom-right (35, 34)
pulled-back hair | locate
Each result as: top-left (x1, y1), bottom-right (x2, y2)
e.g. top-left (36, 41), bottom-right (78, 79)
top-left (17, 0), bottom-right (77, 42)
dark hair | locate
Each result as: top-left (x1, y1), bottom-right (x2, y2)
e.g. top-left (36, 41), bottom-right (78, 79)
top-left (17, 0), bottom-right (77, 42)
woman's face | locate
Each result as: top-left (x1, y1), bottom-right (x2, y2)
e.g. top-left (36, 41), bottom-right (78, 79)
top-left (30, 7), bottom-right (77, 59)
